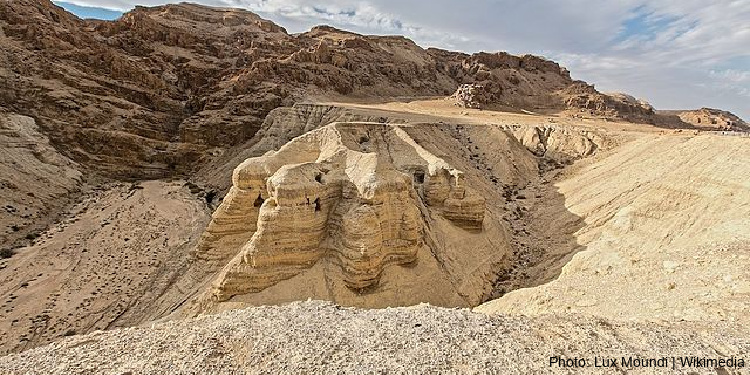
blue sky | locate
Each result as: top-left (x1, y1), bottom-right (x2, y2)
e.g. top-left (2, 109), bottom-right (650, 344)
top-left (54, 1), bottom-right (749, 120)
top-left (53, 1), bottom-right (123, 20)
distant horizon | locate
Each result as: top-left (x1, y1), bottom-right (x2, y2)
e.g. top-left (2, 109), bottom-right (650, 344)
top-left (54, 1), bottom-right (749, 120)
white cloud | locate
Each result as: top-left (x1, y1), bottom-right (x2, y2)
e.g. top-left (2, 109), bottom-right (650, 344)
top-left (63, 0), bottom-right (750, 119)
top-left (711, 69), bottom-right (750, 84)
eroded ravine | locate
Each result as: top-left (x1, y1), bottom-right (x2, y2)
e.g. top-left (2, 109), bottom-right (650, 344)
top-left (0, 104), bottom-right (612, 353)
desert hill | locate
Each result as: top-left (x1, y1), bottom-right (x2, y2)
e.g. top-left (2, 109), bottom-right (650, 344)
top-left (0, 1), bottom-right (749, 370)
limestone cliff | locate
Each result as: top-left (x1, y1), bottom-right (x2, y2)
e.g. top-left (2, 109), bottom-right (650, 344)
top-left (198, 123), bottom-right (484, 301)
top-left (1, 0), bottom-right (665, 180)
top-left (658, 108), bottom-right (748, 130)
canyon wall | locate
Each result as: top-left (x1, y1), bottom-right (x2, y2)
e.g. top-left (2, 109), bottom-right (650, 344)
top-left (1, 1), bottom-right (656, 180)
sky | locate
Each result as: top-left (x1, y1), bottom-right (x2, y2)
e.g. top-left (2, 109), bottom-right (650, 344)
top-left (54, 1), bottom-right (750, 120)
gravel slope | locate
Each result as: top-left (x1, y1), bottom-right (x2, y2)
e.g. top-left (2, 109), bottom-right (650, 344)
top-left (0, 301), bottom-right (747, 374)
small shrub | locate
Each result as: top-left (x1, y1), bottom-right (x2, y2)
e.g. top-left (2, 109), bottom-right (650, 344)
top-left (0, 248), bottom-right (14, 259)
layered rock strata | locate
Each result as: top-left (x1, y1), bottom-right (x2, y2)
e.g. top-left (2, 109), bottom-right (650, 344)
top-left (197, 123), bottom-right (484, 301)
top-left (1, 1), bottom-right (665, 179)
top-left (672, 108), bottom-right (747, 130)
top-left (500, 124), bottom-right (603, 159)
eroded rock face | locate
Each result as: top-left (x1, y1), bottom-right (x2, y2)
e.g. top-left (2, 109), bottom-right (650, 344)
top-left (501, 124), bottom-right (603, 160)
top-left (562, 86), bottom-right (655, 122)
top-left (197, 123), bottom-right (484, 301)
top-left (675, 108), bottom-right (747, 130)
top-left (1, 1), bottom-right (664, 180)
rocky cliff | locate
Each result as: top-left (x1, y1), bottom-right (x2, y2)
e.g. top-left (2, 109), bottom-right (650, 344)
top-left (1, 0), bottom-right (656, 180)
top-left (658, 108), bottom-right (748, 130)
top-left (198, 122), bottom-right (485, 302)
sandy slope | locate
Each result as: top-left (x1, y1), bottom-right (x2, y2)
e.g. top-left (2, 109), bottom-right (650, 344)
top-left (0, 113), bottom-right (83, 251)
top-left (0, 181), bottom-right (211, 354)
top-left (477, 134), bottom-right (750, 321)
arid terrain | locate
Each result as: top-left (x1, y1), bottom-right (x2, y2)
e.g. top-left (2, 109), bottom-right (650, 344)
top-left (0, 1), bottom-right (749, 374)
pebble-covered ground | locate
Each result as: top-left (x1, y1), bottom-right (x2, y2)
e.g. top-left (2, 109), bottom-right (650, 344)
top-left (0, 301), bottom-right (747, 374)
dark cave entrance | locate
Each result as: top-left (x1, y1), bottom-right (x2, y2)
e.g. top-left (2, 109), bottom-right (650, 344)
top-left (313, 198), bottom-right (321, 211)
top-left (253, 194), bottom-right (264, 207)
top-left (413, 170), bottom-right (425, 184)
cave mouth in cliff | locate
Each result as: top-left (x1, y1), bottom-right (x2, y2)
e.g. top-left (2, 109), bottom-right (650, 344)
top-left (413, 170), bottom-right (425, 184)
top-left (253, 194), bottom-right (264, 207)
top-left (313, 198), bottom-right (321, 211)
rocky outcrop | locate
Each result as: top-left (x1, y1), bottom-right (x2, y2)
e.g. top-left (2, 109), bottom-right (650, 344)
top-left (449, 83), bottom-right (485, 108)
top-left (562, 85), bottom-right (655, 122)
top-left (197, 123), bottom-right (484, 301)
top-left (437, 53), bottom-right (655, 120)
top-left (673, 108), bottom-right (747, 130)
top-left (501, 124), bottom-right (603, 160)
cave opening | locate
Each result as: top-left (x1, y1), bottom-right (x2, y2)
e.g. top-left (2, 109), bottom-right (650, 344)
top-left (253, 194), bottom-right (264, 207)
top-left (314, 198), bottom-right (321, 211)
top-left (413, 170), bottom-right (425, 184)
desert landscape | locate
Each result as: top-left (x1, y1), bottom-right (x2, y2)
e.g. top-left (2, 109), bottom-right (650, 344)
top-left (0, 1), bottom-right (748, 374)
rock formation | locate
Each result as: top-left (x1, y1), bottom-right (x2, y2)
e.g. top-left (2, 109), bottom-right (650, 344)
top-left (562, 87), bottom-right (655, 122)
top-left (663, 108), bottom-right (748, 130)
top-left (500, 124), bottom-right (603, 160)
top-left (450, 83), bottom-right (485, 108)
top-left (1, 0), bottom-right (670, 181)
top-left (198, 122), bottom-right (484, 301)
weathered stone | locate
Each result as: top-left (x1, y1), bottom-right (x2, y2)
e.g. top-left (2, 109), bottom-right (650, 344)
top-left (198, 123), bottom-right (485, 301)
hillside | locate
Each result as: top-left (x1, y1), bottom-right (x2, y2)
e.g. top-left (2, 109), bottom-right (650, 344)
top-left (0, 0), bottom-right (656, 180)
top-left (657, 108), bottom-right (748, 130)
